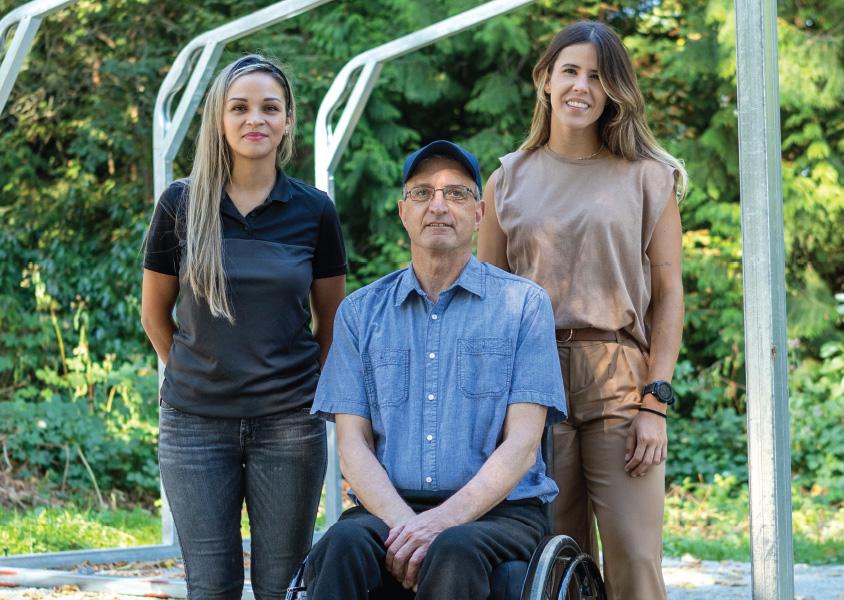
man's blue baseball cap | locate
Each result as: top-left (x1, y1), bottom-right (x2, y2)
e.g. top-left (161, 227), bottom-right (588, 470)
top-left (402, 140), bottom-right (483, 193)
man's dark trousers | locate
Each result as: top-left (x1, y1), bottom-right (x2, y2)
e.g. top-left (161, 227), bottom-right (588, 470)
top-left (305, 492), bottom-right (547, 599)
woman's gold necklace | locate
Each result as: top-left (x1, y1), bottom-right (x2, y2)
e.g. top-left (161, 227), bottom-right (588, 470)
top-left (575, 145), bottom-right (604, 160)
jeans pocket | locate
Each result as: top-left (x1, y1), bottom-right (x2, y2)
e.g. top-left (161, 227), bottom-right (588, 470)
top-left (458, 337), bottom-right (512, 399)
top-left (364, 348), bottom-right (409, 408)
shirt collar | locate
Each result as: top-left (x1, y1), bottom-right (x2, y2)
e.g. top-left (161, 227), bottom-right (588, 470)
top-left (268, 169), bottom-right (292, 203)
top-left (395, 255), bottom-right (486, 306)
top-left (222, 169), bottom-right (292, 207)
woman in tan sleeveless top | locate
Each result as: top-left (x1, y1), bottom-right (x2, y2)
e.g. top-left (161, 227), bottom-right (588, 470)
top-left (478, 21), bottom-right (686, 600)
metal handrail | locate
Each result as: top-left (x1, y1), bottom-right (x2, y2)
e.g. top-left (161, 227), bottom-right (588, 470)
top-left (313, 0), bottom-right (535, 196)
top-left (0, 0), bottom-right (77, 113)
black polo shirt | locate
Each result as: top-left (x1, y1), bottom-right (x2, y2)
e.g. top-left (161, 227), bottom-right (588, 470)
top-left (144, 170), bottom-right (346, 418)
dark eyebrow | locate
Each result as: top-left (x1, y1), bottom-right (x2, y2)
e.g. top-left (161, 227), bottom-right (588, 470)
top-left (560, 63), bottom-right (599, 72)
top-left (226, 97), bottom-right (284, 103)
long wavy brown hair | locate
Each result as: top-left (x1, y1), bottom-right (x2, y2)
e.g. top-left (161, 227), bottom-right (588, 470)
top-left (521, 21), bottom-right (687, 198)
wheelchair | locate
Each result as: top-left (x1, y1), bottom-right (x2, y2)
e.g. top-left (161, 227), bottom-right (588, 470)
top-left (286, 430), bottom-right (606, 599)
top-left (285, 532), bottom-right (605, 599)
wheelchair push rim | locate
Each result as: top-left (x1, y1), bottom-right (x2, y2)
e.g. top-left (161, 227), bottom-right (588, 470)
top-left (520, 535), bottom-right (607, 600)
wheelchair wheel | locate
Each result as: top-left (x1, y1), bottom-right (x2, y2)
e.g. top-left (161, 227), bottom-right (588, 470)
top-left (285, 559), bottom-right (308, 600)
top-left (520, 535), bottom-right (606, 600)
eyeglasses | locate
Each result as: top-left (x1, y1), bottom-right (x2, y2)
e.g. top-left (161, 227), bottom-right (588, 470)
top-left (403, 185), bottom-right (477, 205)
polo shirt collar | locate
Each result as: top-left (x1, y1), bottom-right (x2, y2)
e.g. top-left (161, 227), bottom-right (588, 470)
top-left (395, 255), bottom-right (486, 306)
top-left (268, 169), bottom-right (293, 203)
top-left (222, 169), bottom-right (292, 207)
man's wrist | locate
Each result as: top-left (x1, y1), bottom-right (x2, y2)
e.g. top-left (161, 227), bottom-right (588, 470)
top-left (381, 501), bottom-right (416, 529)
top-left (429, 500), bottom-right (466, 529)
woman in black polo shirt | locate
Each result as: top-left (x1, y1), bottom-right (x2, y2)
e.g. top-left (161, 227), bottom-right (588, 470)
top-left (141, 55), bottom-right (346, 599)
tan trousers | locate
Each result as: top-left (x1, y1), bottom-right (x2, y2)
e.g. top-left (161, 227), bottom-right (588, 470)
top-left (551, 335), bottom-right (666, 600)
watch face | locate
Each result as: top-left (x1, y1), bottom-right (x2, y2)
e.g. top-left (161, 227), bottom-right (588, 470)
top-left (656, 383), bottom-right (673, 402)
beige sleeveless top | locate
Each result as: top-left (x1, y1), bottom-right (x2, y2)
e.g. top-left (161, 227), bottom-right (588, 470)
top-left (494, 146), bottom-right (676, 349)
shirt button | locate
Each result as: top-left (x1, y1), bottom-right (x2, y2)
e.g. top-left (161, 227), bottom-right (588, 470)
top-left (426, 434), bottom-right (433, 441)
top-left (428, 352), bottom-right (436, 359)
top-left (427, 394), bottom-right (435, 400)
top-left (425, 476), bottom-right (432, 483)
top-left (431, 314), bottom-right (438, 320)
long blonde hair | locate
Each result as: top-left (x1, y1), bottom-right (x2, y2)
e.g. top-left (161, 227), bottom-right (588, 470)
top-left (521, 21), bottom-right (687, 198)
top-left (185, 54), bottom-right (296, 323)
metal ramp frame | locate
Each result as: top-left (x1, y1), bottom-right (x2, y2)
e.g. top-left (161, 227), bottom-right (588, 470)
top-left (0, 0), bottom-right (77, 113)
top-left (0, 0), bottom-right (794, 597)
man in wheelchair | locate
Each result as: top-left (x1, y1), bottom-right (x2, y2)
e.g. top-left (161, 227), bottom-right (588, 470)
top-left (307, 141), bottom-right (566, 599)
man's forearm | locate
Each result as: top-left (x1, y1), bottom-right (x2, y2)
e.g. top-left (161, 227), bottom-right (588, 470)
top-left (429, 432), bottom-right (539, 527)
top-left (340, 438), bottom-right (415, 528)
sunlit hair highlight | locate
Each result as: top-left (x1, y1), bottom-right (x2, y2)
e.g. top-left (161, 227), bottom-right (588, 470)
top-left (521, 21), bottom-right (687, 198)
top-left (184, 54), bottom-right (296, 323)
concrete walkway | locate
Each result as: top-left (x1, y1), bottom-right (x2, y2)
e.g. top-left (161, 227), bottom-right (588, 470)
top-left (2, 558), bottom-right (843, 598)
top-left (663, 556), bottom-right (844, 599)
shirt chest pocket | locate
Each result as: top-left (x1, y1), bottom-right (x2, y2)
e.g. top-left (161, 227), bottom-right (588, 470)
top-left (364, 348), bottom-right (409, 408)
top-left (458, 338), bottom-right (512, 399)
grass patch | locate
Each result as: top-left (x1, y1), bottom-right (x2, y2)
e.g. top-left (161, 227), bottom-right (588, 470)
top-left (1, 498), bottom-right (331, 555)
top-left (664, 474), bottom-right (844, 564)
top-left (4, 481), bottom-right (841, 564)
top-left (0, 506), bottom-right (161, 555)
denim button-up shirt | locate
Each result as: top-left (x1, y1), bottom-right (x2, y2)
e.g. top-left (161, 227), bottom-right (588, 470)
top-left (312, 256), bottom-right (566, 503)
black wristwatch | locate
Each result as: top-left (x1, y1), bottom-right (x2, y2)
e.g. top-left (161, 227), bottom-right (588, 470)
top-left (642, 380), bottom-right (676, 406)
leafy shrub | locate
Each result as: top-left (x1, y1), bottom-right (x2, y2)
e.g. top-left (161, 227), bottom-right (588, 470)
top-left (668, 341), bottom-right (844, 505)
top-left (790, 342), bottom-right (844, 502)
top-left (0, 268), bottom-right (159, 503)
top-left (664, 474), bottom-right (844, 564)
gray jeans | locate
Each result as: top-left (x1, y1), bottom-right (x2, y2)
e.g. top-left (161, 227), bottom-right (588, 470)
top-left (159, 402), bottom-right (326, 600)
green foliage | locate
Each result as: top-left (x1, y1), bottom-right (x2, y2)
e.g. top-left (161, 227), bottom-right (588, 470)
top-left (0, 267), bottom-right (159, 500)
top-left (790, 342), bottom-right (844, 502)
top-left (664, 475), bottom-right (844, 564)
top-left (0, 0), bottom-right (843, 506)
top-left (0, 506), bottom-right (160, 554)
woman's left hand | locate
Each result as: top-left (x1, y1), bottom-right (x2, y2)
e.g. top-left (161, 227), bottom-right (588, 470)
top-left (624, 409), bottom-right (668, 477)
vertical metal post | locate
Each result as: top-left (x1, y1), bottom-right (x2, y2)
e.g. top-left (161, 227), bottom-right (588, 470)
top-left (734, 1), bottom-right (794, 598)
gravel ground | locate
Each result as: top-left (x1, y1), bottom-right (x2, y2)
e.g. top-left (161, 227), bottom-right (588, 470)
top-left (1, 557), bottom-right (843, 598)
top-left (663, 556), bottom-right (844, 599)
